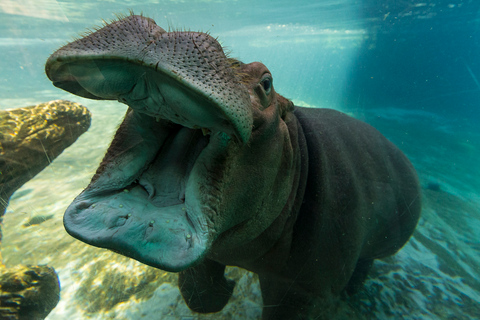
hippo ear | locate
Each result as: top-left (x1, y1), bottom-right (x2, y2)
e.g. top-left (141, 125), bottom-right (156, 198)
top-left (277, 94), bottom-right (295, 119)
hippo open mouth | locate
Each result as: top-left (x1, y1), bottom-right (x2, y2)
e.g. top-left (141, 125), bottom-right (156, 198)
top-left (45, 15), bottom-right (253, 272)
top-left (63, 113), bottom-right (231, 272)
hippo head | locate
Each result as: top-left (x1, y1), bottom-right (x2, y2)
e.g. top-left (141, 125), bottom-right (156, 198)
top-left (45, 15), bottom-right (301, 272)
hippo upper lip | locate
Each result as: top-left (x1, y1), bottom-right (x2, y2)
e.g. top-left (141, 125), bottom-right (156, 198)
top-left (47, 58), bottom-right (239, 140)
top-left (45, 15), bottom-right (253, 144)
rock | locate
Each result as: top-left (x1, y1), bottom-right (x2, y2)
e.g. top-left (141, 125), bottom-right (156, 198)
top-left (0, 264), bottom-right (60, 320)
top-left (0, 100), bottom-right (91, 320)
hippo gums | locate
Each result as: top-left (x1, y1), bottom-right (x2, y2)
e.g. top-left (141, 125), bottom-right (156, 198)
top-left (45, 14), bottom-right (421, 319)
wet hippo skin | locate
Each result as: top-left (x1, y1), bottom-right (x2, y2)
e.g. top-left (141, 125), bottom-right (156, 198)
top-left (45, 14), bottom-right (421, 319)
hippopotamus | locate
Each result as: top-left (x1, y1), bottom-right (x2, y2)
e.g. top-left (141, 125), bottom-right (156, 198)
top-left (45, 15), bottom-right (421, 319)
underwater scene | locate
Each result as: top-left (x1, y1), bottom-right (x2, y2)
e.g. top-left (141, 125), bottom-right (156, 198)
top-left (0, 0), bottom-right (479, 319)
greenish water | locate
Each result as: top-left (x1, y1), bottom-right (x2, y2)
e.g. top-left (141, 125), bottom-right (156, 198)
top-left (1, 1), bottom-right (480, 319)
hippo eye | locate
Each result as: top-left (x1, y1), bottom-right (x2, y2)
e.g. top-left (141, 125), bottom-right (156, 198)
top-left (261, 76), bottom-right (272, 95)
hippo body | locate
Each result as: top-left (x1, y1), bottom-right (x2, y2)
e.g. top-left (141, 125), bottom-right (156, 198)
top-left (179, 106), bottom-right (420, 319)
top-left (45, 15), bottom-right (421, 319)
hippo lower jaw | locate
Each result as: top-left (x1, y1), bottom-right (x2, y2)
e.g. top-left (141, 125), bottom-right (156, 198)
top-left (64, 112), bottom-right (234, 271)
top-left (64, 102), bottom-right (238, 272)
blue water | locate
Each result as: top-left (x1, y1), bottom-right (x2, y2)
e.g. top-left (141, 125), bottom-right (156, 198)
top-left (1, 0), bottom-right (479, 319)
